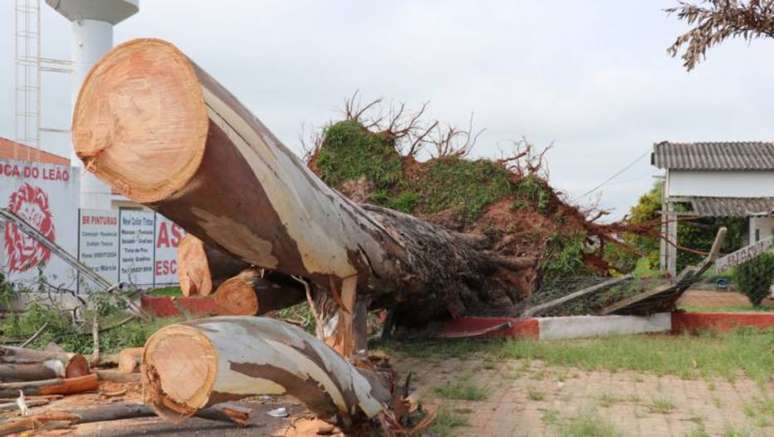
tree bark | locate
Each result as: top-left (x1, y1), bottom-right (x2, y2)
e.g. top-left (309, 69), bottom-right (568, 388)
top-left (71, 38), bottom-right (535, 333)
top-left (142, 317), bottom-right (389, 427)
top-left (213, 269), bottom-right (306, 316)
top-left (178, 234), bottom-right (249, 296)
top-left (0, 362), bottom-right (61, 382)
top-left (0, 374), bottom-right (98, 397)
top-left (0, 402), bottom-right (250, 436)
top-left (0, 347), bottom-right (90, 378)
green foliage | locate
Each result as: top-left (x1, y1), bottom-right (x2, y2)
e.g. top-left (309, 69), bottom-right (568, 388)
top-left (0, 298), bottom-right (177, 354)
top-left (612, 182), bottom-right (747, 273)
top-left (316, 120), bottom-right (403, 192)
top-left (513, 174), bottom-right (552, 214)
top-left (539, 234), bottom-right (594, 289)
top-left (735, 253), bottom-right (774, 306)
top-left (417, 157), bottom-right (512, 223)
top-left (0, 273), bottom-right (15, 309)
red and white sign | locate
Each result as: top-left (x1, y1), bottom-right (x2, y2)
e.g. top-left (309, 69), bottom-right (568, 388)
top-left (153, 215), bottom-right (185, 285)
top-left (0, 159), bottom-right (79, 286)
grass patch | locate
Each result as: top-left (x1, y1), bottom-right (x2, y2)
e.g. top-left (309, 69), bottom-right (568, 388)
top-left (598, 393), bottom-right (625, 408)
top-left (147, 286), bottom-right (182, 297)
top-left (678, 305), bottom-right (774, 313)
top-left (646, 397), bottom-right (675, 414)
top-left (433, 377), bottom-right (487, 401)
top-left (527, 387), bottom-right (545, 401)
top-left (722, 425), bottom-right (752, 437)
top-left (376, 328), bottom-right (774, 384)
top-left (428, 408), bottom-right (470, 436)
top-left (557, 410), bottom-right (620, 437)
top-left (742, 396), bottom-right (774, 427)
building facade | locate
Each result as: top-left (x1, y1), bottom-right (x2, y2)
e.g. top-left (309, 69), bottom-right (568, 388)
top-left (652, 141), bottom-right (774, 275)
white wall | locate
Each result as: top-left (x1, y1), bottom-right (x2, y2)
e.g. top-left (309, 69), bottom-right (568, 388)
top-left (667, 170), bottom-right (774, 198)
top-left (749, 216), bottom-right (774, 245)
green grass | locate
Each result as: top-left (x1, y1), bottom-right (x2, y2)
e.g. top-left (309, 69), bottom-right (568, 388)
top-left (597, 393), bottom-right (626, 408)
top-left (678, 305), bottom-right (774, 313)
top-left (376, 328), bottom-right (774, 384)
top-left (647, 397), bottom-right (676, 414)
top-left (147, 286), bottom-right (182, 297)
top-left (722, 425), bottom-right (752, 437)
top-left (742, 396), bottom-right (774, 427)
top-left (428, 408), bottom-right (470, 436)
top-left (433, 378), bottom-right (488, 401)
top-left (557, 411), bottom-right (620, 437)
top-left (527, 387), bottom-right (545, 401)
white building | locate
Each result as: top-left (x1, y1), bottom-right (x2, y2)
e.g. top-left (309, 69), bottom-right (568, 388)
top-left (652, 141), bottom-right (774, 275)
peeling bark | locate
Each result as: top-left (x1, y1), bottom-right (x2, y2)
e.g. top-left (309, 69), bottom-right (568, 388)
top-left (142, 317), bottom-right (389, 427)
top-left (72, 38), bottom-right (536, 332)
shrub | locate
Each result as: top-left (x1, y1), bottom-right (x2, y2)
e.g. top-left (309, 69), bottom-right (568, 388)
top-left (734, 253), bottom-right (774, 306)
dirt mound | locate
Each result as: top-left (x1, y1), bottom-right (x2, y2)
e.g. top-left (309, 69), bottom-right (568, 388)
top-left (305, 109), bottom-right (625, 304)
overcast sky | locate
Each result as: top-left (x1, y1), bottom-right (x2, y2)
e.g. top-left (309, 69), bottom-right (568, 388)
top-left (2, 1), bottom-right (774, 220)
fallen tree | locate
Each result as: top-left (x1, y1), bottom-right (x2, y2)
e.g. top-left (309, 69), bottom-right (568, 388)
top-left (0, 374), bottom-right (98, 397)
top-left (142, 317), bottom-right (390, 428)
top-left (71, 38), bottom-right (538, 349)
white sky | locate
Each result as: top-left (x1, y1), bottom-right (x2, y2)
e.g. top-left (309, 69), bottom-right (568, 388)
top-left (2, 1), bottom-right (774, 220)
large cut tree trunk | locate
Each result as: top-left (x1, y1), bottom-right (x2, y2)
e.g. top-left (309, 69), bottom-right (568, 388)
top-left (142, 317), bottom-right (389, 428)
top-left (71, 38), bottom-right (533, 340)
top-left (213, 268), bottom-right (306, 316)
top-left (178, 234), bottom-right (249, 296)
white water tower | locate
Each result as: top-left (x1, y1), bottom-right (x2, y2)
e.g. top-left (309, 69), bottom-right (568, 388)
top-left (46, 0), bottom-right (139, 210)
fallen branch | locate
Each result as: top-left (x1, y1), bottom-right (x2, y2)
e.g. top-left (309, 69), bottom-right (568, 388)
top-left (20, 322), bottom-right (49, 348)
top-left (0, 402), bottom-right (251, 436)
top-left (0, 374), bottom-right (98, 397)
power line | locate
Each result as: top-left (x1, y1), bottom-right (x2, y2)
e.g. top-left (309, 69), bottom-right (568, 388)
top-left (575, 150), bottom-right (650, 200)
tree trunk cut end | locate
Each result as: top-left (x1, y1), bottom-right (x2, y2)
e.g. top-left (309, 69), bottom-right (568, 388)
top-left (143, 325), bottom-right (217, 419)
top-left (178, 234), bottom-right (214, 296)
top-left (72, 38), bottom-right (209, 203)
top-left (213, 273), bottom-right (259, 316)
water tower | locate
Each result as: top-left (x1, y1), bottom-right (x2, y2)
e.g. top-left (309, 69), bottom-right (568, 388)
top-left (45, 0), bottom-right (139, 210)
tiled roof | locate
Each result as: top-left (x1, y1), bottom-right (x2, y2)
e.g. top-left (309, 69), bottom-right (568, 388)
top-left (687, 196), bottom-right (774, 217)
top-left (652, 141), bottom-right (774, 170)
top-left (0, 137), bottom-right (70, 166)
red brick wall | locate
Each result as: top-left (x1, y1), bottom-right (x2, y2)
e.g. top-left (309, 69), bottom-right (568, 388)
top-left (0, 137), bottom-right (70, 166)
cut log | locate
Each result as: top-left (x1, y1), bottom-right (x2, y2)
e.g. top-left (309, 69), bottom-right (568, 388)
top-left (213, 269), bottom-right (306, 316)
top-left (117, 347), bottom-right (143, 374)
top-left (0, 402), bottom-right (251, 436)
top-left (178, 234), bottom-right (249, 296)
top-left (0, 361), bottom-right (63, 382)
top-left (0, 374), bottom-right (99, 397)
top-left (96, 369), bottom-right (140, 384)
top-left (71, 38), bottom-right (535, 336)
top-left (0, 346), bottom-right (90, 378)
top-left (142, 317), bottom-right (389, 427)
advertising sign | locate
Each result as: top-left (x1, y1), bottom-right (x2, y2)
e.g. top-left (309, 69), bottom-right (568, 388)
top-left (153, 214), bottom-right (185, 285)
top-left (118, 209), bottom-right (155, 286)
top-left (77, 209), bottom-right (119, 291)
top-left (0, 159), bottom-right (79, 287)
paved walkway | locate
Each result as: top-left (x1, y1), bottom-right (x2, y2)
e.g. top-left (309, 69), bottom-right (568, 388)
top-left (394, 357), bottom-right (773, 437)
